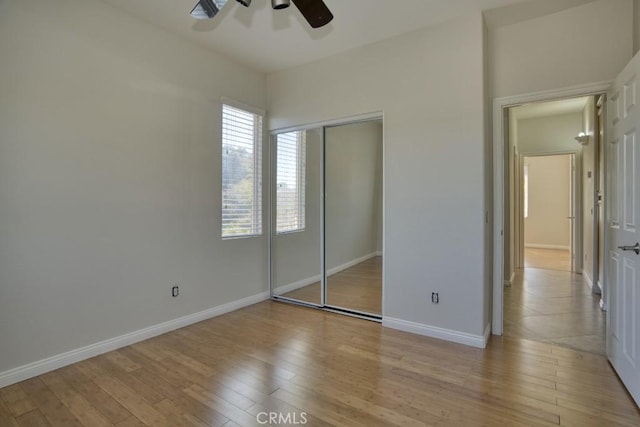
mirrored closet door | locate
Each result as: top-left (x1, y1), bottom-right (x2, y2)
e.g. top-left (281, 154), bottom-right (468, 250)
top-left (270, 119), bottom-right (383, 318)
top-left (271, 128), bottom-right (323, 306)
top-left (325, 120), bottom-right (383, 316)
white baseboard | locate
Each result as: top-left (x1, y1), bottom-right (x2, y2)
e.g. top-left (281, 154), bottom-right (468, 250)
top-left (525, 244), bottom-right (570, 250)
top-left (274, 252), bottom-right (380, 295)
top-left (0, 291), bottom-right (270, 389)
top-left (504, 271), bottom-right (515, 287)
top-left (382, 317), bottom-right (488, 349)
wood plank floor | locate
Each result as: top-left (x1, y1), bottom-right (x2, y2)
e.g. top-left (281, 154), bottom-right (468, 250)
top-left (281, 256), bottom-right (382, 315)
top-left (2, 301), bottom-right (639, 426)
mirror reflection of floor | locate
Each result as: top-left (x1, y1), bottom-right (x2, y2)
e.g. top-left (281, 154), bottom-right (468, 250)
top-left (505, 249), bottom-right (604, 354)
top-left (280, 256), bottom-right (382, 315)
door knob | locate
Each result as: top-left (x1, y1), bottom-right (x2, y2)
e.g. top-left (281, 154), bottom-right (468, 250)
top-left (618, 243), bottom-right (640, 255)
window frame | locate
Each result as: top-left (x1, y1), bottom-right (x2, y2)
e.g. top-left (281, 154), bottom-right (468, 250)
top-left (220, 99), bottom-right (265, 240)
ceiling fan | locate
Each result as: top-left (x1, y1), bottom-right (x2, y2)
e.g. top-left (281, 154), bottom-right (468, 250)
top-left (190, 0), bottom-right (333, 29)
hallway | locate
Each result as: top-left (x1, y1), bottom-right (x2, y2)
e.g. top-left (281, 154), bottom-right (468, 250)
top-left (505, 250), bottom-right (604, 355)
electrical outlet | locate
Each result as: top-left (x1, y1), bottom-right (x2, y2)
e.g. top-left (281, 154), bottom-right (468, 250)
top-left (171, 285), bottom-right (179, 298)
top-left (431, 292), bottom-right (439, 304)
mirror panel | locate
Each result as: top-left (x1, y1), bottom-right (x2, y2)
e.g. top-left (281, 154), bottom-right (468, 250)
top-left (271, 128), bottom-right (323, 305)
top-left (325, 121), bottom-right (383, 315)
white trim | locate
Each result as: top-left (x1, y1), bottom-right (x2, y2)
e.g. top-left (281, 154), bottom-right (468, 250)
top-left (0, 291), bottom-right (270, 389)
top-left (525, 244), bottom-right (571, 250)
top-left (383, 317), bottom-right (488, 349)
top-left (504, 271), bottom-right (516, 286)
top-left (492, 81), bottom-right (612, 336)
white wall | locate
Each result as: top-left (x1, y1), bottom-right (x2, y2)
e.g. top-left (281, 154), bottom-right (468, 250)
top-left (0, 0), bottom-right (267, 375)
top-left (518, 113), bottom-right (583, 155)
top-left (326, 121), bottom-right (383, 269)
top-left (524, 155), bottom-right (572, 248)
top-left (268, 13), bottom-right (488, 338)
top-left (489, 0), bottom-right (633, 98)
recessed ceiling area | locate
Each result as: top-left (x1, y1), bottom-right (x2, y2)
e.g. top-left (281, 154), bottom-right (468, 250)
top-left (101, 0), bottom-right (537, 73)
top-left (512, 96), bottom-right (591, 120)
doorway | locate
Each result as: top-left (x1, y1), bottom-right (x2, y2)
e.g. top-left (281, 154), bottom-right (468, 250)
top-left (500, 96), bottom-right (606, 354)
top-left (523, 154), bottom-right (574, 272)
top-left (269, 116), bottom-right (384, 320)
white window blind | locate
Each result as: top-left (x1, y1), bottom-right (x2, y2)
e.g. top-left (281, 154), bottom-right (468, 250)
top-left (276, 131), bottom-right (306, 233)
top-left (222, 104), bottom-right (263, 238)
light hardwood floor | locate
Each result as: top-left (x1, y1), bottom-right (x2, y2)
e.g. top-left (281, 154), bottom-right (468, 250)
top-left (281, 256), bottom-right (382, 315)
top-left (1, 301), bottom-right (638, 426)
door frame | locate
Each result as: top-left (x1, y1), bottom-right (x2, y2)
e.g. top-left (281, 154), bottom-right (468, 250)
top-left (492, 81), bottom-right (611, 335)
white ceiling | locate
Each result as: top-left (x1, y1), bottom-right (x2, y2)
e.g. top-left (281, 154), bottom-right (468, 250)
top-left (101, 0), bottom-right (534, 73)
top-left (513, 97), bottom-right (590, 120)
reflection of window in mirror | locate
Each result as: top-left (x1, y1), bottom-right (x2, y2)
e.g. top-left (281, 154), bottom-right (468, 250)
top-left (524, 163), bottom-right (529, 219)
top-left (276, 131), bottom-right (306, 234)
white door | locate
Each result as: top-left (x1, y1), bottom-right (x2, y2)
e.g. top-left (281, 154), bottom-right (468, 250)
top-left (607, 52), bottom-right (640, 406)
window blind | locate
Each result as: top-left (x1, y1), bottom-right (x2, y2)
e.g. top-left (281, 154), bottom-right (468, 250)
top-left (276, 131), bottom-right (306, 233)
top-left (221, 104), bottom-right (263, 238)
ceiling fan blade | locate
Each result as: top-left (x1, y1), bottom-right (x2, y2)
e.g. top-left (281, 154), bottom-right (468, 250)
top-left (291, 0), bottom-right (333, 28)
top-left (190, 0), bottom-right (229, 20)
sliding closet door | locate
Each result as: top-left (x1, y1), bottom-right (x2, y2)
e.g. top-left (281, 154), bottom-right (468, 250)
top-left (325, 121), bottom-right (383, 315)
top-left (271, 128), bottom-right (323, 306)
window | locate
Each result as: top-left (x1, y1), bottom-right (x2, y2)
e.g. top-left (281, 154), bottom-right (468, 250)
top-left (276, 131), bottom-right (306, 233)
top-left (221, 103), bottom-right (263, 238)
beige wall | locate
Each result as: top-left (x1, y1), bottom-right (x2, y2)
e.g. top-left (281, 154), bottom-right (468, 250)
top-left (0, 0), bottom-right (267, 374)
top-left (489, 0), bottom-right (633, 98)
top-left (268, 13), bottom-right (488, 338)
top-left (524, 155), bottom-right (572, 248)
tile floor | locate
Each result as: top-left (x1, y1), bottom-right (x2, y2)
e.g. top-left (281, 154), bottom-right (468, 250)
top-left (504, 249), bottom-right (605, 355)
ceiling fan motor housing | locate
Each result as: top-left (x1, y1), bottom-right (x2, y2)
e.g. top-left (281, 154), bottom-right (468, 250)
top-left (272, 0), bottom-right (291, 9)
